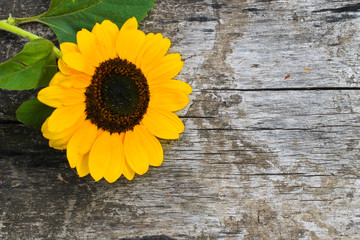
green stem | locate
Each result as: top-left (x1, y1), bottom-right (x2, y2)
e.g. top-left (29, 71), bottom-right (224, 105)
top-left (0, 17), bottom-right (62, 59)
top-left (0, 19), bottom-right (39, 40)
top-left (52, 46), bottom-right (62, 58)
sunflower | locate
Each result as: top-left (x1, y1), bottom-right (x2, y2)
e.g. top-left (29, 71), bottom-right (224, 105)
top-left (37, 17), bottom-right (191, 183)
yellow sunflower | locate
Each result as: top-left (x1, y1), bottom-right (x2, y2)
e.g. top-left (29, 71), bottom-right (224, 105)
top-left (37, 17), bottom-right (191, 183)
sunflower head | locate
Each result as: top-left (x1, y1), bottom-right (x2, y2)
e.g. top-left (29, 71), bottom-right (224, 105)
top-left (38, 17), bottom-right (192, 183)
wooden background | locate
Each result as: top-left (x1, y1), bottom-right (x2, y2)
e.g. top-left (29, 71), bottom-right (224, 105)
top-left (1, 0), bottom-right (360, 239)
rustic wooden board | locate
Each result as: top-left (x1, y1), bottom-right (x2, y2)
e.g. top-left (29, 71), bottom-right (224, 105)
top-left (1, 0), bottom-right (360, 239)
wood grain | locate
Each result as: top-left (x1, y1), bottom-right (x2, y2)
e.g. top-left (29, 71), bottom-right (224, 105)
top-left (1, 0), bottom-right (360, 239)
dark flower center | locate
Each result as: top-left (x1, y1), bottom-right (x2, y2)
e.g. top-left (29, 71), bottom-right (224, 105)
top-left (85, 58), bottom-right (150, 133)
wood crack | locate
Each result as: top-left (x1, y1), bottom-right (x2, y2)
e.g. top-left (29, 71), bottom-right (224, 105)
top-left (202, 87), bottom-right (360, 92)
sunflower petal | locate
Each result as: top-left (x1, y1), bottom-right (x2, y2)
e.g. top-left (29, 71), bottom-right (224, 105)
top-left (133, 33), bottom-right (159, 68)
top-left (104, 133), bottom-right (125, 183)
top-left (38, 86), bottom-right (85, 108)
top-left (47, 103), bottom-right (86, 133)
top-left (142, 108), bottom-right (184, 139)
top-left (57, 58), bottom-right (81, 76)
top-left (60, 42), bottom-right (80, 55)
top-left (140, 125), bottom-right (163, 167)
top-left (76, 153), bottom-right (90, 177)
top-left (115, 18), bottom-right (145, 63)
top-left (116, 29), bottom-right (146, 65)
top-left (123, 160), bottom-right (135, 180)
top-left (62, 52), bottom-right (95, 76)
top-left (149, 87), bottom-right (189, 111)
top-left (49, 136), bottom-right (72, 150)
top-left (92, 20), bottom-right (119, 60)
top-left (153, 80), bottom-right (192, 95)
top-left (49, 72), bottom-right (66, 86)
top-left (124, 126), bottom-right (151, 175)
top-left (77, 28), bottom-right (103, 67)
top-left (58, 74), bottom-right (91, 88)
top-left (120, 17), bottom-right (138, 32)
top-left (139, 36), bottom-right (171, 74)
top-left (89, 131), bottom-right (112, 181)
top-left (146, 53), bottom-right (184, 84)
top-left (41, 116), bottom-right (84, 141)
top-left (67, 120), bottom-right (98, 168)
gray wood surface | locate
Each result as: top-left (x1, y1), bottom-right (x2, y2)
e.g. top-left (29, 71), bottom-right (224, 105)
top-left (1, 0), bottom-right (360, 239)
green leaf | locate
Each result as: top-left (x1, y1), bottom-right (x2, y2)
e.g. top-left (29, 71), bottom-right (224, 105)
top-left (24, 0), bottom-right (156, 43)
top-left (16, 97), bottom-right (55, 130)
top-left (0, 38), bottom-right (57, 90)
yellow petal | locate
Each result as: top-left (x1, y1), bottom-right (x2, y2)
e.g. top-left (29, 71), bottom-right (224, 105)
top-left (49, 72), bottom-right (66, 86)
top-left (123, 160), bottom-right (135, 181)
top-left (120, 17), bottom-right (138, 32)
top-left (62, 52), bottom-right (95, 76)
top-left (60, 42), bottom-right (80, 55)
top-left (123, 125), bottom-right (150, 175)
top-left (66, 120), bottom-right (98, 168)
top-left (47, 103), bottom-right (86, 133)
top-left (133, 33), bottom-right (158, 68)
top-left (77, 28), bottom-right (103, 67)
top-left (116, 29), bottom-right (145, 65)
top-left (138, 36), bottom-right (171, 74)
top-left (149, 87), bottom-right (189, 111)
top-left (45, 117), bottom-right (84, 149)
top-left (58, 74), bottom-right (91, 88)
top-left (92, 20), bottom-right (119, 60)
top-left (146, 53), bottom-right (183, 85)
top-left (58, 58), bottom-right (81, 76)
top-left (89, 131), bottom-right (112, 181)
top-left (49, 136), bottom-right (72, 150)
top-left (41, 116), bottom-right (84, 140)
top-left (38, 86), bottom-right (85, 108)
top-left (115, 18), bottom-right (144, 63)
top-left (152, 80), bottom-right (192, 95)
top-left (141, 107), bottom-right (184, 139)
top-left (140, 124), bottom-right (163, 167)
top-left (104, 133), bottom-right (125, 183)
top-left (76, 152), bottom-right (90, 177)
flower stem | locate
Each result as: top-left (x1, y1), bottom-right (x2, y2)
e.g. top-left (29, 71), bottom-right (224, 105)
top-left (52, 46), bottom-right (62, 58)
top-left (0, 19), bottom-right (39, 40)
top-left (0, 15), bottom-right (62, 58)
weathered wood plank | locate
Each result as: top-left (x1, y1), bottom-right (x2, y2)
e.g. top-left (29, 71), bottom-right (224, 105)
top-left (1, 89), bottom-right (360, 239)
top-left (1, 0), bottom-right (360, 239)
